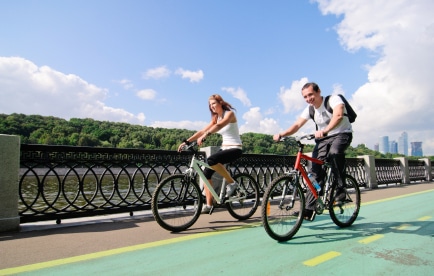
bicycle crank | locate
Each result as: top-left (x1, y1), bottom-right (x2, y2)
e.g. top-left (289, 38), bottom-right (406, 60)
top-left (315, 198), bottom-right (325, 214)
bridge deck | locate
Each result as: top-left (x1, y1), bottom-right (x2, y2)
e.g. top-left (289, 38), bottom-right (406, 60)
top-left (1, 182), bottom-right (433, 275)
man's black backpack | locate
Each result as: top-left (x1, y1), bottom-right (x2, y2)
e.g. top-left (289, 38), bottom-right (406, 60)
top-left (309, 94), bottom-right (357, 125)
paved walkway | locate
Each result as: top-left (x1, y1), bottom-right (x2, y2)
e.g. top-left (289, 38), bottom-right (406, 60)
top-left (1, 182), bottom-right (433, 275)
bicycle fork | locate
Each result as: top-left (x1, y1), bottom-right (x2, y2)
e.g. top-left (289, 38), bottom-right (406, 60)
top-left (278, 173), bottom-right (297, 211)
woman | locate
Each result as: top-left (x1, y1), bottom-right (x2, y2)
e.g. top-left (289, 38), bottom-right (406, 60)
top-left (178, 94), bottom-right (243, 214)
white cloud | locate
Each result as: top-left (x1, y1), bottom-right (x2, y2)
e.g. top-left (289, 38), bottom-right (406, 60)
top-left (116, 79), bottom-right (134, 90)
top-left (278, 77), bottom-right (309, 113)
top-left (136, 89), bottom-right (156, 100)
top-left (331, 83), bottom-right (346, 96)
top-left (0, 57), bottom-right (145, 124)
top-left (315, 0), bottom-right (434, 155)
top-left (221, 87), bottom-right (252, 107)
top-left (175, 68), bottom-right (204, 83)
top-left (143, 66), bottom-right (171, 80)
top-left (239, 107), bottom-right (281, 135)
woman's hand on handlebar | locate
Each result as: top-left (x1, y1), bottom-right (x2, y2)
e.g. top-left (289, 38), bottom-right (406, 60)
top-left (273, 133), bottom-right (282, 142)
top-left (177, 142), bottom-right (186, 152)
top-left (197, 134), bottom-right (207, 146)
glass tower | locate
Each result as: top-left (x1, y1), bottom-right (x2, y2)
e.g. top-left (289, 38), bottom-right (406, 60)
top-left (411, 142), bottom-right (423, 157)
top-left (379, 136), bottom-right (389, 154)
top-left (398, 132), bottom-right (408, 156)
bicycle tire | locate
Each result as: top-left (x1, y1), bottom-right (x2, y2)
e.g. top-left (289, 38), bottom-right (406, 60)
top-left (151, 174), bottom-right (202, 232)
top-left (261, 175), bottom-right (305, 242)
top-left (329, 174), bottom-right (361, 227)
top-left (226, 173), bottom-right (260, 220)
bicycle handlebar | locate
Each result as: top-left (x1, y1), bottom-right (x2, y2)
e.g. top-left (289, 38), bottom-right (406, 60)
top-left (279, 134), bottom-right (315, 143)
top-left (296, 134), bottom-right (315, 142)
top-left (182, 140), bottom-right (197, 151)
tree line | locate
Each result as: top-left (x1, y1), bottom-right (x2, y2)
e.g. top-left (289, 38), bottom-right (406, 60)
top-left (0, 113), bottom-right (430, 159)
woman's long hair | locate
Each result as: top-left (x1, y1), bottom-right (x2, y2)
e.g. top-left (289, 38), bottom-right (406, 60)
top-left (208, 94), bottom-right (235, 123)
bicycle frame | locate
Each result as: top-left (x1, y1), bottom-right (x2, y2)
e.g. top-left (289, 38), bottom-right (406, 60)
top-left (294, 151), bottom-right (324, 200)
top-left (291, 135), bottom-right (335, 211)
top-left (185, 152), bottom-right (243, 205)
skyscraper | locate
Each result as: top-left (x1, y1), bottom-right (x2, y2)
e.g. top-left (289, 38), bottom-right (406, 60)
top-left (411, 142), bottom-right (423, 157)
top-left (398, 132), bottom-right (408, 156)
top-left (379, 136), bottom-right (389, 154)
top-left (390, 140), bottom-right (398, 154)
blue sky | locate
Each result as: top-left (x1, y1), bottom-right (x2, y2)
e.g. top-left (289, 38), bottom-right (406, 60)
top-left (1, 0), bottom-right (434, 155)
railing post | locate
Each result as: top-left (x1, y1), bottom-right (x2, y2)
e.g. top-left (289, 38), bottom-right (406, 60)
top-left (358, 155), bottom-right (377, 189)
top-left (419, 158), bottom-right (432, 181)
top-left (394, 157), bottom-right (410, 184)
top-left (200, 146), bottom-right (223, 193)
top-left (0, 135), bottom-right (20, 232)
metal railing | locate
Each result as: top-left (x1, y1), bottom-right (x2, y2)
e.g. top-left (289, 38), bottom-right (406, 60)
top-left (374, 159), bottom-right (402, 185)
top-left (19, 144), bottom-right (428, 224)
top-left (408, 159), bottom-right (427, 181)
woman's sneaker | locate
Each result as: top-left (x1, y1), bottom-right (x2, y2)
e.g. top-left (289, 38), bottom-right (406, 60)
top-left (201, 205), bottom-right (212, 214)
top-left (226, 182), bottom-right (239, 198)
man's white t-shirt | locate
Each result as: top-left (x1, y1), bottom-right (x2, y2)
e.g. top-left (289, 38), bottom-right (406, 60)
top-left (300, 95), bottom-right (353, 136)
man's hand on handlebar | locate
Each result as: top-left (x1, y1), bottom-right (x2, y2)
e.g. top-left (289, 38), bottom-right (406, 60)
top-left (314, 130), bottom-right (328, 139)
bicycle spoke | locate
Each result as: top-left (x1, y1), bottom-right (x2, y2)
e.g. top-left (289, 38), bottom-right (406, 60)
top-left (329, 175), bottom-right (361, 227)
top-left (261, 175), bottom-right (304, 242)
top-left (226, 173), bottom-right (260, 220)
top-left (152, 174), bottom-right (202, 232)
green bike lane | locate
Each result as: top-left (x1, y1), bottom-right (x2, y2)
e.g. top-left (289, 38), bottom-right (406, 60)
top-left (1, 188), bottom-right (433, 275)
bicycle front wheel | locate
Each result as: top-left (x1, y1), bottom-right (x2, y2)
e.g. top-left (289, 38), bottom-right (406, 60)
top-left (151, 174), bottom-right (202, 232)
top-left (329, 174), bottom-right (361, 227)
top-left (261, 175), bottom-right (305, 242)
top-left (226, 173), bottom-right (260, 220)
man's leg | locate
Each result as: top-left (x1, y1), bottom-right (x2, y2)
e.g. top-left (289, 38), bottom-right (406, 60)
top-left (329, 133), bottom-right (352, 201)
top-left (305, 138), bottom-right (329, 217)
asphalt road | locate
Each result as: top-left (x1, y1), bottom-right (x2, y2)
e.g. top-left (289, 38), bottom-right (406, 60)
top-left (1, 182), bottom-right (433, 275)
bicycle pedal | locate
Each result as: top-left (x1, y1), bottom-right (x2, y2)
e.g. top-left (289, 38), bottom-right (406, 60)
top-left (305, 213), bottom-right (316, 221)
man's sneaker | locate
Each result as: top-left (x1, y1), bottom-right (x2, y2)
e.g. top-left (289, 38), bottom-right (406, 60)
top-left (226, 182), bottom-right (239, 198)
top-left (201, 205), bottom-right (212, 214)
top-left (291, 209), bottom-right (315, 221)
top-left (334, 188), bottom-right (346, 203)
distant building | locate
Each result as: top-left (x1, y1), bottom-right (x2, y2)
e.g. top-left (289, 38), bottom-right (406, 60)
top-left (379, 136), bottom-right (389, 154)
top-left (398, 132), bottom-right (408, 156)
top-left (390, 140), bottom-right (398, 154)
top-left (374, 143), bottom-right (379, 152)
top-left (411, 142), bottom-right (423, 157)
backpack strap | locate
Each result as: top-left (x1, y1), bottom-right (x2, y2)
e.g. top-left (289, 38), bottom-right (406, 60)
top-left (324, 95), bottom-right (332, 113)
top-left (310, 96), bottom-right (331, 130)
top-left (322, 95), bottom-right (349, 117)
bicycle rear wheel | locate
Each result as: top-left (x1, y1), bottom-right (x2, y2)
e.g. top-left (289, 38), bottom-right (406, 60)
top-left (151, 174), bottom-right (202, 232)
top-left (261, 175), bottom-right (305, 242)
top-left (226, 173), bottom-right (260, 220)
top-left (329, 174), bottom-right (361, 227)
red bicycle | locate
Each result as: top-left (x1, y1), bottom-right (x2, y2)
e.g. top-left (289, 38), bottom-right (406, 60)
top-left (261, 134), bottom-right (361, 241)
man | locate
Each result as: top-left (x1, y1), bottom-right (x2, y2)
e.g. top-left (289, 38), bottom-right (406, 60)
top-left (273, 82), bottom-right (353, 220)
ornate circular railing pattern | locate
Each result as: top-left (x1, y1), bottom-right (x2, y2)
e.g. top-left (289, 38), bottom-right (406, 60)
top-left (20, 144), bottom-right (426, 224)
top-left (374, 159), bottom-right (402, 185)
top-left (408, 159), bottom-right (427, 181)
top-left (19, 145), bottom-right (197, 223)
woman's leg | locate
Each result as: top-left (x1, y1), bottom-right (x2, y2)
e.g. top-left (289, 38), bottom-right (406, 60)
top-left (203, 179), bottom-right (214, 206)
top-left (210, 163), bottom-right (235, 184)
